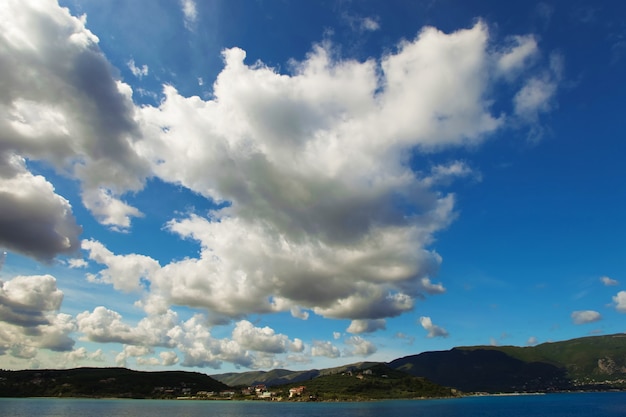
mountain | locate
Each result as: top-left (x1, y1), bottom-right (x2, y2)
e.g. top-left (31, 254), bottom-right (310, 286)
top-left (0, 367), bottom-right (228, 398)
top-left (271, 363), bottom-right (458, 401)
top-left (213, 333), bottom-right (626, 394)
top-left (212, 362), bottom-right (379, 387)
top-left (211, 368), bottom-right (320, 387)
top-left (389, 334), bottom-right (626, 393)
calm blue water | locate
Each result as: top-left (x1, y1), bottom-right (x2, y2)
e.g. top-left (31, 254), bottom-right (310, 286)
top-left (1, 392), bottom-right (625, 417)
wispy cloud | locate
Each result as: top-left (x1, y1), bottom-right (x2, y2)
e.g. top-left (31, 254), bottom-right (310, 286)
top-left (179, 0), bottom-right (198, 30)
top-left (601, 276), bottom-right (619, 286)
top-left (127, 59), bottom-right (148, 78)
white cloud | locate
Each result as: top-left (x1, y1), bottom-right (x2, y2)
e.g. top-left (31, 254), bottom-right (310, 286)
top-left (10, 344), bottom-right (38, 359)
top-left (136, 356), bottom-right (160, 366)
top-left (82, 239), bottom-right (160, 293)
top-left (290, 306), bottom-right (310, 320)
top-left (179, 0), bottom-right (198, 30)
top-left (103, 20), bottom-right (560, 328)
top-left (346, 319), bottom-right (386, 334)
top-left (527, 336), bottom-right (538, 346)
top-left (571, 310), bottom-right (602, 324)
top-left (67, 258), bottom-right (88, 269)
top-left (513, 52), bottom-right (562, 134)
top-left (311, 340), bottom-right (340, 358)
top-left (0, 155), bottom-right (81, 261)
top-left (601, 276), bottom-right (619, 286)
top-left (394, 332), bottom-right (415, 345)
top-left (160, 350), bottom-right (179, 366)
top-left (135, 21), bottom-right (553, 324)
top-left (77, 307), bottom-right (140, 344)
top-left (116, 344), bottom-right (153, 367)
top-left (360, 17), bottom-right (380, 32)
top-left (232, 320), bottom-right (304, 354)
top-left (0, 275), bottom-right (76, 359)
top-left (419, 316), bottom-right (449, 338)
top-left (344, 336), bottom-right (377, 356)
top-left (422, 161), bottom-right (476, 188)
top-left (496, 35), bottom-right (538, 75)
top-left (127, 59), bottom-right (148, 78)
top-left (613, 291), bottom-right (626, 312)
top-left (343, 14), bottom-right (380, 33)
top-left (64, 347), bottom-right (104, 364)
top-left (168, 315), bottom-right (253, 369)
top-left (0, 274), bottom-right (64, 326)
top-left (81, 188), bottom-right (144, 231)
top-left (514, 76), bottom-right (557, 119)
top-left (37, 313), bottom-right (76, 351)
top-left (0, 0), bottom-right (150, 235)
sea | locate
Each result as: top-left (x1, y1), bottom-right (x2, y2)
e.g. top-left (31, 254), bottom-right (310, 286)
top-left (0, 392), bottom-right (625, 417)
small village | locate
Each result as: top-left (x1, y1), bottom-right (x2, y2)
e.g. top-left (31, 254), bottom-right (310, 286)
top-left (177, 383), bottom-right (310, 401)
top-left (178, 369), bottom-right (381, 401)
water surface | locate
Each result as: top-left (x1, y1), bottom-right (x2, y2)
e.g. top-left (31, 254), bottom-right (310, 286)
top-left (1, 392), bottom-right (625, 417)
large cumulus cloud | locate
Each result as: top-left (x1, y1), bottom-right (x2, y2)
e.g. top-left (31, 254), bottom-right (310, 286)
top-left (0, 0), bottom-right (150, 247)
top-left (128, 21), bottom-right (557, 323)
top-left (0, 274), bottom-right (75, 358)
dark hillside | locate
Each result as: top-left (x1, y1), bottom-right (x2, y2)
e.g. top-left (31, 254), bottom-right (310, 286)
top-left (0, 367), bottom-right (228, 398)
top-left (390, 349), bottom-right (570, 392)
top-left (274, 363), bottom-right (458, 401)
top-left (389, 334), bottom-right (626, 393)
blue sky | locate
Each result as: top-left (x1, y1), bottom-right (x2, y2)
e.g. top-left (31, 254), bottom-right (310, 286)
top-left (0, 0), bottom-right (625, 372)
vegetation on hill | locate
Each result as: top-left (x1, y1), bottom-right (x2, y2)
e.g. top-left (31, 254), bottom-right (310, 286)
top-left (214, 368), bottom-right (320, 388)
top-left (461, 334), bottom-right (626, 384)
top-left (0, 367), bottom-right (228, 398)
top-left (390, 334), bottom-right (626, 393)
top-left (271, 364), bottom-right (458, 401)
top-left (211, 362), bottom-right (379, 387)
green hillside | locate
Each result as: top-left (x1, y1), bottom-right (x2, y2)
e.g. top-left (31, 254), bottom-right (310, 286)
top-left (272, 363), bottom-right (458, 401)
top-left (389, 334), bottom-right (626, 393)
top-left (461, 334), bottom-right (626, 382)
top-left (213, 368), bottom-right (320, 387)
top-left (0, 367), bottom-right (228, 398)
top-left (212, 361), bottom-right (379, 387)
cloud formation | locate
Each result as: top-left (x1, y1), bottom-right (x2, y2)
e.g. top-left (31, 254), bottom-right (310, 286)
top-left (0, 156), bottom-right (81, 261)
top-left (613, 291), bottom-right (626, 312)
top-left (0, 274), bottom-right (75, 357)
top-left (347, 319), bottom-right (386, 334)
top-left (419, 316), bottom-right (449, 338)
top-left (601, 276), bottom-right (619, 286)
top-left (131, 21), bottom-right (555, 325)
top-left (0, 0), bottom-right (150, 237)
top-left (311, 340), bottom-right (341, 358)
top-left (0, 0), bottom-right (562, 369)
top-left (571, 310), bottom-right (602, 325)
top-left (179, 0), bottom-right (198, 30)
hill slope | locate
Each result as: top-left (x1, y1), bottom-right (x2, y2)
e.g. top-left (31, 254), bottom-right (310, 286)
top-left (389, 334), bottom-right (626, 393)
top-left (272, 363), bottom-right (458, 401)
top-left (212, 362), bottom-right (379, 387)
top-left (0, 367), bottom-right (228, 398)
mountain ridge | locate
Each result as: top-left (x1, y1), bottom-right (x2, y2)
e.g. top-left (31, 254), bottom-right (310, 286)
top-left (212, 333), bottom-right (626, 393)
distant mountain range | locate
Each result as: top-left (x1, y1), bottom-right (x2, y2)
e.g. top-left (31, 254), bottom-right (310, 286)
top-left (212, 334), bottom-right (626, 393)
top-left (1, 334), bottom-right (624, 398)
